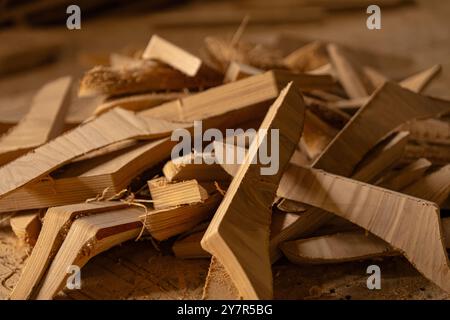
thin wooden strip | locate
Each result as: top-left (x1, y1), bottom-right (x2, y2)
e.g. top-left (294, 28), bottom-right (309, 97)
top-left (404, 118), bottom-right (450, 145)
top-left (0, 76), bottom-right (72, 165)
top-left (201, 82), bottom-right (305, 299)
top-left (35, 207), bottom-right (143, 300)
top-left (403, 142), bottom-right (450, 165)
top-left (400, 64), bottom-right (442, 93)
top-left (351, 131), bottom-right (409, 183)
top-left (224, 61), bottom-right (263, 83)
top-left (10, 201), bottom-right (127, 300)
top-left (378, 158), bottom-right (432, 191)
top-left (277, 165), bottom-right (450, 293)
top-left (327, 44), bottom-right (368, 99)
top-left (313, 81), bottom-right (450, 177)
top-left (94, 92), bottom-right (186, 116)
top-left (0, 108), bottom-right (185, 198)
top-left (142, 35), bottom-right (202, 77)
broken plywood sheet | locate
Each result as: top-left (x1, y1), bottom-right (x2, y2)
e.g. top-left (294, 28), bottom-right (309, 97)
top-left (201, 82), bottom-right (305, 299)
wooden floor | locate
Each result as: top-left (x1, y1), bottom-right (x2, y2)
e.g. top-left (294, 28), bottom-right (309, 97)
top-left (1, 0), bottom-right (450, 300)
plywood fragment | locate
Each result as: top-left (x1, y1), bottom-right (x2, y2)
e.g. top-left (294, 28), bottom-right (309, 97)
top-left (201, 82), bottom-right (305, 299)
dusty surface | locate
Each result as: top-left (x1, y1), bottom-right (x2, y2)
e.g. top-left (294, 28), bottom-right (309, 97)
top-left (1, 0), bottom-right (450, 300)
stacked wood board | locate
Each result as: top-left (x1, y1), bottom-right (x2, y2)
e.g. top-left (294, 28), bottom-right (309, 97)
top-left (2, 33), bottom-right (450, 300)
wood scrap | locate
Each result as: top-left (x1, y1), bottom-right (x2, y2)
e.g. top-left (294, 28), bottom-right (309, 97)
top-left (148, 177), bottom-right (209, 210)
top-left (0, 76), bottom-right (72, 166)
top-left (378, 158), bottom-right (432, 190)
top-left (140, 193), bottom-right (222, 241)
top-left (201, 82), bottom-right (305, 299)
top-left (283, 41), bottom-right (329, 72)
top-left (94, 92), bottom-right (186, 116)
top-left (0, 139), bottom-right (173, 213)
top-left (173, 230), bottom-right (210, 259)
top-left (0, 108), bottom-right (185, 199)
top-left (142, 35), bottom-right (202, 77)
top-left (224, 61), bottom-right (263, 83)
top-left (10, 202), bottom-right (128, 300)
top-left (400, 64), bottom-right (442, 93)
top-left (35, 206), bottom-right (144, 300)
top-left (79, 62), bottom-right (222, 97)
top-left (277, 165), bottom-right (450, 292)
top-left (313, 81), bottom-right (450, 177)
top-left (9, 211), bottom-right (42, 246)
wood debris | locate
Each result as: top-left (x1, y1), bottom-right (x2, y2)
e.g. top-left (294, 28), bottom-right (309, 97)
top-left (3, 30), bottom-right (450, 301)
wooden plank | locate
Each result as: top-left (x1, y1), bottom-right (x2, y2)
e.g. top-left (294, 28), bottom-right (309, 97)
top-left (9, 211), bottom-right (41, 246)
top-left (94, 92), bottom-right (186, 116)
top-left (10, 202), bottom-right (127, 300)
top-left (378, 158), bottom-right (432, 190)
top-left (313, 82), bottom-right (450, 177)
top-left (148, 177), bottom-right (208, 210)
top-left (35, 207), bottom-right (144, 300)
top-left (327, 44), bottom-right (368, 99)
top-left (142, 35), bottom-right (202, 77)
top-left (140, 70), bottom-right (335, 122)
top-left (141, 193), bottom-right (222, 241)
top-left (201, 82), bottom-right (305, 299)
top-left (0, 108), bottom-right (185, 199)
top-left (351, 131), bottom-right (409, 183)
top-left (0, 76), bottom-right (72, 166)
top-left (0, 139), bottom-right (173, 213)
top-left (277, 165), bottom-right (450, 293)
top-left (79, 62), bottom-right (222, 97)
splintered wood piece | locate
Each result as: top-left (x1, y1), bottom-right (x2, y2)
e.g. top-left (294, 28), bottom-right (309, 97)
top-left (270, 208), bottom-right (333, 262)
top-left (202, 257), bottom-right (240, 300)
top-left (281, 231), bottom-right (394, 264)
top-left (163, 153), bottom-right (232, 182)
top-left (142, 35), bottom-right (202, 77)
top-left (10, 202), bottom-right (127, 300)
top-left (148, 177), bottom-right (209, 210)
top-left (0, 76), bottom-right (72, 165)
top-left (405, 118), bottom-right (450, 145)
top-left (281, 167), bottom-right (450, 265)
top-left (283, 222), bottom-right (450, 265)
top-left (35, 207), bottom-right (144, 300)
top-left (201, 82), bottom-right (305, 299)
top-left (172, 230), bottom-right (210, 259)
top-left (277, 165), bottom-right (450, 293)
top-left (141, 193), bottom-right (222, 241)
top-left (402, 164), bottom-right (450, 206)
top-left (299, 110), bottom-right (338, 160)
top-left (313, 82), bottom-right (450, 177)
top-left (327, 44), bottom-right (368, 99)
top-left (79, 62), bottom-right (221, 97)
top-left (283, 41), bottom-right (329, 73)
top-left (0, 108), bottom-right (185, 199)
top-left (403, 143), bottom-right (450, 165)
top-left (94, 92), bottom-right (186, 116)
top-left (351, 131), bottom-right (409, 183)
top-left (378, 158), bottom-right (432, 191)
top-left (400, 64), bottom-right (442, 93)
top-left (140, 70), bottom-right (334, 122)
top-left (0, 139), bottom-right (173, 213)
top-left (10, 211), bottom-right (41, 246)
top-left (224, 61), bottom-right (263, 83)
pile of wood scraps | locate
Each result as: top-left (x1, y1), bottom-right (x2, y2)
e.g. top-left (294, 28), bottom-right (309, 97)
top-left (2, 32), bottom-right (450, 300)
